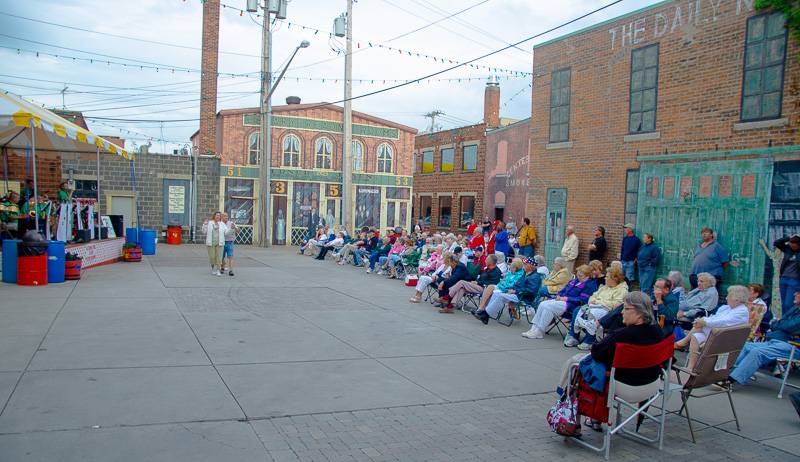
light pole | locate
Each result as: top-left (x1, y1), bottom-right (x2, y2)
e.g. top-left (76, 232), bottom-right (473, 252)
top-left (334, 0), bottom-right (354, 233)
top-left (248, 0), bottom-right (307, 247)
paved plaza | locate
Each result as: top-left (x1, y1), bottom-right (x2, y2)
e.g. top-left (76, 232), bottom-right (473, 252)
top-left (0, 245), bottom-right (798, 461)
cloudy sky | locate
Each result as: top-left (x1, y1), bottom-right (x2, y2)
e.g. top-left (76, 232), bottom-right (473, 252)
top-left (0, 0), bottom-right (653, 153)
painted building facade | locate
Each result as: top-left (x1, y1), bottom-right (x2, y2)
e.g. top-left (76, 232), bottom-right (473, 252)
top-left (528, 0), bottom-right (800, 286)
top-left (192, 102), bottom-right (417, 245)
top-left (484, 118), bottom-right (531, 225)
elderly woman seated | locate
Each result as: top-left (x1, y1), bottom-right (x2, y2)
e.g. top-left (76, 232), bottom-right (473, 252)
top-left (409, 252), bottom-right (452, 303)
top-left (674, 284), bottom-right (750, 370)
top-left (314, 231), bottom-right (345, 260)
top-left (668, 270), bottom-right (687, 303)
top-left (476, 257), bottom-right (544, 324)
top-left (678, 272), bottom-right (719, 320)
top-left (387, 239), bottom-right (417, 279)
top-left (470, 258), bottom-right (526, 323)
top-left (539, 257), bottom-right (572, 298)
top-left (564, 266), bottom-right (629, 350)
top-left (435, 254), bottom-right (470, 313)
top-left (522, 264), bottom-right (597, 339)
top-left (556, 291), bottom-right (665, 431)
top-left (301, 225), bottom-right (329, 255)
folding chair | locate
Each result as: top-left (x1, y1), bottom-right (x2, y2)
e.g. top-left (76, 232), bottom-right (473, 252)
top-left (517, 296), bottom-right (539, 325)
top-left (670, 325), bottom-right (750, 443)
top-left (567, 335), bottom-right (675, 460)
top-left (459, 291), bottom-right (481, 313)
top-left (754, 340), bottom-right (800, 398)
top-left (424, 284), bottom-right (438, 303)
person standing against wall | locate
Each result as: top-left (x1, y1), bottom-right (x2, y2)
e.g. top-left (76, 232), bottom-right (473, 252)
top-left (774, 235), bottom-right (800, 315)
top-left (620, 223), bottom-right (641, 283)
top-left (637, 233), bottom-right (662, 295)
top-left (588, 225), bottom-right (607, 263)
top-left (689, 227), bottom-right (731, 289)
top-left (561, 225), bottom-right (579, 273)
top-left (517, 218), bottom-right (537, 257)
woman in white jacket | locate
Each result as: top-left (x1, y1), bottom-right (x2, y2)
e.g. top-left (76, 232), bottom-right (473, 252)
top-left (203, 212), bottom-right (229, 276)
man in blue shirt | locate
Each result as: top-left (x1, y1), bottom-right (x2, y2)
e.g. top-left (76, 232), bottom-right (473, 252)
top-left (637, 233), bottom-right (662, 295)
top-left (620, 223), bottom-right (641, 282)
top-left (690, 227), bottom-right (730, 289)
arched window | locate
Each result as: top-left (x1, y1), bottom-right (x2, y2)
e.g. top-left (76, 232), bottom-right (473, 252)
top-left (352, 140), bottom-right (364, 172)
top-left (247, 132), bottom-right (260, 165)
top-left (282, 134), bottom-right (301, 167)
top-left (377, 143), bottom-right (393, 173)
top-left (315, 137), bottom-right (333, 169)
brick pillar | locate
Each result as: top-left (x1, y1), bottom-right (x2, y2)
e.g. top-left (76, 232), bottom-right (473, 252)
top-left (198, 0), bottom-right (220, 156)
top-left (484, 79), bottom-right (500, 129)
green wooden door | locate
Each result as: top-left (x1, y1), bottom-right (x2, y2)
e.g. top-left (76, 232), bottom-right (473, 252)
top-left (637, 158), bottom-right (773, 287)
top-left (544, 188), bottom-right (567, 266)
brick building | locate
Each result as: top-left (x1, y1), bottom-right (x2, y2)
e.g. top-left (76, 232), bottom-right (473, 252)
top-left (528, 0), bottom-right (800, 286)
top-left (191, 101), bottom-right (417, 245)
top-left (413, 80), bottom-right (517, 234)
top-left (484, 118), bottom-right (531, 227)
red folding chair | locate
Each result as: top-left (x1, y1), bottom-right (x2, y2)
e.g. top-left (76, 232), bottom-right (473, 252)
top-left (567, 334), bottom-right (675, 460)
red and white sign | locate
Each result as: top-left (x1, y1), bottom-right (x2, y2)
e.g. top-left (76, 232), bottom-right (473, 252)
top-left (66, 237), bottom-right (124, 269)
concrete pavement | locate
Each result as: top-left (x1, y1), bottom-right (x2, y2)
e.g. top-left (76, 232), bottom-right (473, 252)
top-left (0, 244), bottom-right (798, 461)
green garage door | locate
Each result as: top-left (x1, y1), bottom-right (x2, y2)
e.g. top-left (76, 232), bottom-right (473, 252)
top-left (637, 158), bottom-right (773, 287)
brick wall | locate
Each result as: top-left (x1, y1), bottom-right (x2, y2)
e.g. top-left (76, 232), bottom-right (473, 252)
top-left (198, 0), bottom-right (220, 156)
top-left (528, 0), bottom-right (800, 264)
top-left (485, 119), bottom-right (530, 225)
top-left (61, 152), bottom-right (220, 241)
top-left (0, 152), bottom-right (61, 197)
top-left (413, 123), bottom-right (487, 233)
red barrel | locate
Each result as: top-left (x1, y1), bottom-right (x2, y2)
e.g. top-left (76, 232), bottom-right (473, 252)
top-left (17, 254), bottom-right (48, 286)
top-left (65, 259), bottom-right (82, 280)
top-left (167, 226), bottom-right (182, 245)
top-left (124, 246), bottom-right (142, 262)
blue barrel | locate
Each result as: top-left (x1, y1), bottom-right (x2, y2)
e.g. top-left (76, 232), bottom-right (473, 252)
top-left (2, 239), bottom-right (20, 283)
top-left (140, 229), bottom-right (156, 255)
top-left (125, 227), bottom-right (139, 244)
top-left (46, 240), bottom-right (66, 283)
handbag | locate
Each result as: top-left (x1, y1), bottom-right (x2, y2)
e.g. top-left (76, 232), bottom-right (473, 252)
top-left (546, 370), bottom-right (581, 436)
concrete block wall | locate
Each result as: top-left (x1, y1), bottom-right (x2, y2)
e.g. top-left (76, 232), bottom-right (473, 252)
top-left (61, 151), bottom-right (220, 242)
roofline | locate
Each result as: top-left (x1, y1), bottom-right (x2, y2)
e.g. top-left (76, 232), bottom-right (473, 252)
top-left (533, 0), bottom-right (672, 50)
top-left (216, 103), bottom-right (418, 134)
top-left (415, 122), bottom-right (485, 138)
top-left (487, 117), bottom-right (531, 133)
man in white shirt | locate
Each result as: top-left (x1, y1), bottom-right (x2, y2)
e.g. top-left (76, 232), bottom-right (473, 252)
top-left (561, 225), bottom-right (579, 273)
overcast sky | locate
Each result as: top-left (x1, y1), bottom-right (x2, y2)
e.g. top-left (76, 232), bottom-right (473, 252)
top-left (0, 0), bottom-right (653, 153)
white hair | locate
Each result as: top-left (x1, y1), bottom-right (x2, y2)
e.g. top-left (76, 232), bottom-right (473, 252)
top-left (727, 285), bottom-right (750, 306)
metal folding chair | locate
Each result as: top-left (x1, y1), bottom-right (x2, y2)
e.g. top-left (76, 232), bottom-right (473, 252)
top-left (754, 340), bottom-right (800, 398)
top-left (459, 292), bottom-right (481, 313)
top-left (567, 335), bottom-right (675, 459)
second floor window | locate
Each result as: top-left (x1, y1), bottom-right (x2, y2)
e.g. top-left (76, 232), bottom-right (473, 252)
top-left (629, 44), bottom-right (659, 133)
top-left (463, 144), bottom-right (478, 171)
top-left (315, 137), bottom-right (332, 169)
top-left (282, 134), bottom-right (300, 167)
top-left (352, 140), bottom-right (364, 172)
top-left (742, 12), bottom-right (787, 121)
top-left (549, 68), bottom-right (571, 143)
top-left (247, 132), bottom-right (260, 165)
top-left (441, 147), bottom-right (454, 172)
top-left (377, 143), bottom-right (393, 173)
top-left (422, 150), bottom-right (434, 173)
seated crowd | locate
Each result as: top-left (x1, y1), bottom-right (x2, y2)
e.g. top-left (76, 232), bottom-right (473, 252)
top-left (298, 223), bottom-right (800, 421)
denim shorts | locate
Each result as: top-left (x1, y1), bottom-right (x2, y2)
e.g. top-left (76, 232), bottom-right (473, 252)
top-left (223, 241), bottom-right (234, 257)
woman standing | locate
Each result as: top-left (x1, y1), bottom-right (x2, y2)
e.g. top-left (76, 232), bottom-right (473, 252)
top-left (220, 213), bottom-right (237, 276)
top-left (203, 212), bottom-right (228, 276)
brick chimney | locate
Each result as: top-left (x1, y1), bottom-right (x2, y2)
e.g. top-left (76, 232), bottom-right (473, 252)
top-left (483, 77), bottom-right (500, 129)
top-left (198, 0), bottom-right (220, 156)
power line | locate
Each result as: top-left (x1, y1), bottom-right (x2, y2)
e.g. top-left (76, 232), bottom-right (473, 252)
top-left (381, 0), bottom-right (490, 44)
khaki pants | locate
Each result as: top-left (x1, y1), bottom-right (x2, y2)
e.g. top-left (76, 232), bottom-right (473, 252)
top-left (207, 244), bottom-right (222, 268)
top-left (448, 280), bottom-right (483, 306)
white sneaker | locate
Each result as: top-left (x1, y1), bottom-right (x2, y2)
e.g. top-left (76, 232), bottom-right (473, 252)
top-left (522, 328), bottom-right (543, 339)
top-left (577, 342), bottom-right (592, 351)
top-left (211, 269), bottom-right (217, 275)
top-left (366, 268), bottom-right (372, 274)
top-left (216, 271), bottom-right (223, 277)
top-left (377, 270), bottom-right (384, 275)
top-left (563, 336), bottom-right (579, 347)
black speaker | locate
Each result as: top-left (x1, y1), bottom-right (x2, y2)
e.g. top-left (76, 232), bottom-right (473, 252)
top-left (107, 215), bottom-right (124, 238)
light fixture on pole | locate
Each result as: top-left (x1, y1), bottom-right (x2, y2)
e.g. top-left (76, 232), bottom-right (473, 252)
top-left (335, 0), bottom-right (354, 233)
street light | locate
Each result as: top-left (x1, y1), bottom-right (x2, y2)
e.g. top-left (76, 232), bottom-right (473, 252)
top-left (267, 40), bottom-right (310, 100)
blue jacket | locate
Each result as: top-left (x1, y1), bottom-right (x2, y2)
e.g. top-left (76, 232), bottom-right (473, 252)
top-left (767, 303), bottom-right (800, 342)
top-left (494, 230), bottom-right (510, 255)
top-left (516, 271), bottom-right (543, 302)
top-left (620, 235), bottom-right (641, 262)
top-left (558, 278), bottom-right (597, 314)
top-left (637, 242), bottom-right (662, 269)
top-left (442, 263), bottom-right (469, 291)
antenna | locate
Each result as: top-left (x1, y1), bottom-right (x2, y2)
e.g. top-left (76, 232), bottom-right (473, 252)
top-left (423, 110), bottom-right (444, 133)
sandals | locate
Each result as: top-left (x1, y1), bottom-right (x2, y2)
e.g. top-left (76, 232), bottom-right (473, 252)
top-left (584, 417), bottom-right (602, 432)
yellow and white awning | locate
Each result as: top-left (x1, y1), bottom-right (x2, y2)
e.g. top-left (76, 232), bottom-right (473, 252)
top-left (0, 90), bottom-right (133, 160)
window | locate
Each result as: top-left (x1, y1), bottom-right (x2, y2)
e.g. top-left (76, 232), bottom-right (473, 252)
top-left (386, 202), bottom-right (396, 228)
top-left (459, 196), bottom-right (475, 228)
top-left (225, 179), bottom-right (255, 226)
top-left (624, 169), bottom-right (639, 226)
top-left (438, 196), bottom-right (452, 227)
top-left (549, 68), bottom-right (571, 142)
top-left (742, 12), bottom-right (787, 121)
top-left (420, 196), bottom-right (432, 226)
top-left (315, 137), bottom-right (333, 169)
top-left (377, 143), bottom-right (393, 173)
top-left (462, 144), bottom-right (477, 171)
top-left (399, 202), bottom-right (408, 228)
top-left (441, 147), bottom-right (454, 172)
top-left (72, 179), bottom-right (98, 199)
top-left (247, 132), bottom-right (260, 165)
top-left (629, 44), bottom-right (659, 133)
top-left (282, 134), bottom-right (300, 167)
top-left (352, 140), bottom-right (364, 172)
top-left (422, 150), bottom-right (434, 173)
top-left (385, 187), bottom-right (410, 199)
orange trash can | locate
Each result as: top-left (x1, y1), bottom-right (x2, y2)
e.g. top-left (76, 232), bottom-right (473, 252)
top-left (167, 226), bottom-right (182, 245)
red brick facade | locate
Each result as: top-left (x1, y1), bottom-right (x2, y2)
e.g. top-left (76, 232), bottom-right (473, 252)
top-left (198, 0), bottom-right (220, 156)
top-left (485, 119), bottom-right (530, 225)
top-left (528, 0), bottom-right (800, 265)
top-left (0, 153), bottom-right (61, 197)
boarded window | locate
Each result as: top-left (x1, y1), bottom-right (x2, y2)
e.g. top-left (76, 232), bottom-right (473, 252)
top-left (741, 175), bottom-right (757, 197)
top-left (663, 176), bottom-right (675, 198)
top-left (680, 177), bottom-right (693, 199)
top-left (441, 147), bottom-right (454, 173)
top-left (718, 175), bottom-right (733, 197)
top-left (646, 177), bottom-right (660, 197)
top-left (549, 68), bottom-right (571, 143)
top-left (629, 44), bottom-right (659, 133)
top-left (698, 176), bottom-right (712, 197)
top-left (742, 12), bottom-right (787, 121)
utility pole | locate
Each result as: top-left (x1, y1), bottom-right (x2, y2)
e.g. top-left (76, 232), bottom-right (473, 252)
top-left (423, 110), bottom-right (444, 133)
top-left (342, 0), bottom-right (354, 232)
top-left (61, 85), bottom-right (68, 109)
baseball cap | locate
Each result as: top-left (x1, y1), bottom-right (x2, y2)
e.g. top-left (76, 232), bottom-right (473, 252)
top-left (523, 256), bottom-right (536, 266)
top-left (623, 223), bottom-right (635, 229)
top-left (474, 246), bottom-right (484, 252)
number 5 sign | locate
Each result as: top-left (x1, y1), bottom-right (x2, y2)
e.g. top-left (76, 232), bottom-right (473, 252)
top-left (326, 184), bottom-right (341, 197)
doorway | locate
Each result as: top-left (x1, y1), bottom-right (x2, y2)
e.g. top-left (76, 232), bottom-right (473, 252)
top-left (110, 195), bottom-right (134, 230)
